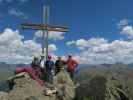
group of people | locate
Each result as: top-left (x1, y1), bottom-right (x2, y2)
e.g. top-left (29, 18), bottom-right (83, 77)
top-left (10, 54), bottom-right (77, 99)
top-left (15, 54), bottom-right (78, 86)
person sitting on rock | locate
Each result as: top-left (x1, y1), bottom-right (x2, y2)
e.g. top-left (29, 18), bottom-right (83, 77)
top-left (31, 55), bottom-right (40, 68)
top-left (14, 55), bottom-right (44, 86)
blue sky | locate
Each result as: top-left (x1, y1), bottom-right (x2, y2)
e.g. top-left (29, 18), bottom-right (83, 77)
top-left (1, 0), bottom-right (133, 64)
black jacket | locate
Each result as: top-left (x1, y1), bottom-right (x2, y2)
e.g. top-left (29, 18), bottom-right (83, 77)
top-left (55, 60), bottom-right (65, 74)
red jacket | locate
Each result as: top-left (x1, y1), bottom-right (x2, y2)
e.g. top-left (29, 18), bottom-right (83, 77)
top-left (67, 59), bottom-right (78, 72)
top-left (15, 67), bottom-right (44, 86)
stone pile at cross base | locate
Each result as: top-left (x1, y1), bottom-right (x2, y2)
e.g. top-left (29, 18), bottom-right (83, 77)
top-left (0, 70), bottom-right (75, 100)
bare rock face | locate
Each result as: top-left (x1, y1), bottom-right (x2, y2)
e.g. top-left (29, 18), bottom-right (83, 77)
top-left (1, 76), bottom-right (56, 100)
top-left (53, 70), bottom-right (75, 100)
top-left (0, 71), bottom-right (75, 100)
top-left (0, 92), bottom-right (9, 100)
top-left (8, 77), bottom-right (50, 100)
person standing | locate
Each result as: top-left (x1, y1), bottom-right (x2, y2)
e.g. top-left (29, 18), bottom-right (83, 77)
top-left (40, 54), bottom-right (45, 69)
top-left (31, 56), bottom-right (40, 68)
top-left (66, 55), bottom-right (78, 80)
top-left (55, 57), bottom-right (66, 75)
top-left (14, 56), bottom-right (44, 87)
top-left (45, 55), bottom-right (55, 84)
top-left (39, 54), bottom-right (47, 81)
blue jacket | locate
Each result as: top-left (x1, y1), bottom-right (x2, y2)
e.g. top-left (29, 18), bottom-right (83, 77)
top-left (45, 60), bottom-right (54, 72)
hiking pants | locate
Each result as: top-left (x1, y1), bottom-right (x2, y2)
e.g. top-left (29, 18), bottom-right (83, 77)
top-left (67, 70), bottom-right (74, 80)
top-left (46, 71), bottom-right (54, 84)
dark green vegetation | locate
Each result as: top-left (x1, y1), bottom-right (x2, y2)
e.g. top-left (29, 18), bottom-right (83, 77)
top-left (75, 64), bottom-right (133, 100)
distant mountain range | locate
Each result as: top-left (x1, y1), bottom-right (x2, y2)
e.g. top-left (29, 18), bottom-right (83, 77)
top-left (75, 64), bottom-right (133, 100)
top-left (0, 62), bottom-right (133, 81)
top-left (0, 62), bottom-right (27, 81)
top-left (1, 62), bottom-right (133, 99)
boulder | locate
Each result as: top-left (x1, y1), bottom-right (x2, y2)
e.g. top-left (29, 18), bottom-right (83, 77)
top-left (53, 70), bottom-right (75, 100)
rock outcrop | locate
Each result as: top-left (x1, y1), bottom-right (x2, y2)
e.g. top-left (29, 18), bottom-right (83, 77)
top-left (0, 71), bottom-right (75, 100)
top-left (53, 70), bottom-right (75, 100)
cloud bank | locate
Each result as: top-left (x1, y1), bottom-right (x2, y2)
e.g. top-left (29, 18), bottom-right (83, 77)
top-left (0, 28), bottom-right (57, 64)
top-left (1, 19), bottom-right (133, 65)
top-left (67, 38), bottom-right (133, 65)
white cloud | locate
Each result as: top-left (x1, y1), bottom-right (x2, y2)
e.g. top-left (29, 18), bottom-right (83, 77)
top-left (117, 19), bottom-right (129, 28)
top-left (121, 26), bottom-right (133, 38)
top-left (35, 30), bottom-right (65, 41)
top-left (48, 44), bottom-right (57, 51)
top-left (0, 28), bottom-right (23, 45)
top-left (117, 19), bottom-right (133, 38)
top-left (8, 8), bottom-right (28, 19)
top-left (76, 39), bottom-right (89, 48)
top-left (67, 38), bottom-right (133, 65)
top-left (66, 40), bottom-right (75, 45)
top-left (67, 38), bottom-right (107, 50)
top-left (0, 28), bottom-right (57, 64)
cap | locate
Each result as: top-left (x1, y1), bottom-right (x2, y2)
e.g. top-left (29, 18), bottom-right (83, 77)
top-left (48, 55), bottom-right (52, 59)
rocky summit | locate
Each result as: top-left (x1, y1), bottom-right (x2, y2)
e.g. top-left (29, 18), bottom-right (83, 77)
top-left (0, 71), bottom-right (75, 100)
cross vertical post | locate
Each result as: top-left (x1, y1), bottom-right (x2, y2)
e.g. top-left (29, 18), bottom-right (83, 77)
top-left (21, 4), bottom-right (69, 62)
top-left (43, 5), bottom-right (50, 60)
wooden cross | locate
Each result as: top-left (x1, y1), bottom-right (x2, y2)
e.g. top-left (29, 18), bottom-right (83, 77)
top-left (21, 6), bottom-right (69, 60)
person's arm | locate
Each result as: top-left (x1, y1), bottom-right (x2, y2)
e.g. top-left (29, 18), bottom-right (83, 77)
top-left (45, 61), bottom-right (47, 68)
top-left (52, 61), bottom-right (55, 69)
top-left (31, 61), bottom-right (34, 67)
top-left (55, 61), bottom-right (58, 67)
top-left (62, 60), bottom-right (67, 65)
top-left (74, 60), bottom-right (78, 68)
top-left (51, 61), bottom-right (55, 75)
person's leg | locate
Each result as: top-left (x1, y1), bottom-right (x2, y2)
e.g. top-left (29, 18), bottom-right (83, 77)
top-left (46, 71), bottom-right (49, 83)
top-left (70, 70), bottom-right (76, 81)
top-left (47, 71), bottom-right (53, 84)
top-left (67, 70), bottom-right (72, 79)
top-left (70, 71), bottom-right (74, 80)
top-left (48, 72), bottom-right (50, 83)
top-left (49, 73), bottom-right (53, 84)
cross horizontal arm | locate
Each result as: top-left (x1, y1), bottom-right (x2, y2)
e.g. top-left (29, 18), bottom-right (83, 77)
top-left (21, 23), bottom-right (69, 32)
